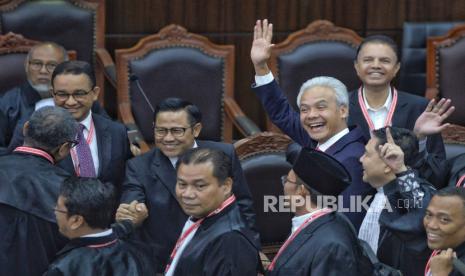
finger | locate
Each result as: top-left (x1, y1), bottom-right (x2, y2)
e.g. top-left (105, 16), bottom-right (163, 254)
top-left (262, 19), bottom-right (269, 40)
top-left (266, 22), bottom-right (273, 44)
top-left (253, 20), bottom-right (259, 40)
top-left (440, 106), bottom-right (455, 121)
top-left (256, 20), bottom-right (262, 39)
top-left (437, 99), bottom-right (451, 115)
top-left (425, 98), bottom-right (435, 112)
top-left (432, 98), bottom-right (446, 113)
top-left (379, 144), bottom-right (389, 157)
top-left (386, 127), bottom-right (395, 144)
top-left (445, 248), bottom-right (454, 258)
top-left (136, 203), bottom-right (147, 212)
top-left (436, 123), bottom-right (451, 133)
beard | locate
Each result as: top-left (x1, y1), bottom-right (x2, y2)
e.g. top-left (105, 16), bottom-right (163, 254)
top-left (28, 79), bottom-right (51, 98)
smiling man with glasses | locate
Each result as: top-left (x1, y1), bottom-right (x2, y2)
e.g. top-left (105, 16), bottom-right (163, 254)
top-left (0, 106), bottom-right (77, 276)
top-left (0, 43), bottom-right (108, 155)
top-left (47, 61), bottom-right (131, 191)
top-left (116, 97), bottom-right (258, 273)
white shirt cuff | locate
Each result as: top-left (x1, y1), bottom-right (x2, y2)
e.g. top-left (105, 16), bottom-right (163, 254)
top-left (254, 71), bottom-right (275, 87)
top-left (418, 138), bottom-right (427, 153)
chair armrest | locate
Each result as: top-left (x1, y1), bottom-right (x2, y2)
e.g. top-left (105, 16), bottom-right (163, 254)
top-left (425, 87), bottom-right (439, 100)
top-left (224, 97), bottom-right (261, 137)
top-left (126, 122), bottom-right (150, 153)
top-left (96, 48), bottom-right (117, 89)
top-left (442, 124), bottom-right (465, 144)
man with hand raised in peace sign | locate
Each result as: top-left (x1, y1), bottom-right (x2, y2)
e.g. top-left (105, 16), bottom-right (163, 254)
top-left (359, 127), bottom-right (436, 276)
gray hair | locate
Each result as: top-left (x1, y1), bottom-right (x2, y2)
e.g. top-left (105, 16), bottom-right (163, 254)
top-left (26, 42), bottom-right (68, 63)
top-left (24, 106), bottom-right (78, 151)
top-left (296, 76), bottom-right (349, 110)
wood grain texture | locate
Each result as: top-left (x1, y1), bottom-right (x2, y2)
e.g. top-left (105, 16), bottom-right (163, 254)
top-left (105, 0), bottom-right (465, 132)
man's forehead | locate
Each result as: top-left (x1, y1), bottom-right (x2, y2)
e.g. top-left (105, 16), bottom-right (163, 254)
top-left (30, 45), bottom-right (64, 60)
top-left (428, 195), bottom-right (464, 215)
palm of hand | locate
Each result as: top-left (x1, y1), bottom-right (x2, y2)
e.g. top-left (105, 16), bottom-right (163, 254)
top-left (251, 38), bottom-right (271, 65)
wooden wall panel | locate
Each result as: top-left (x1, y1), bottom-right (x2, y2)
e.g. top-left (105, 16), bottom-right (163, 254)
top-left (104, 0), bottom-right (465, 132)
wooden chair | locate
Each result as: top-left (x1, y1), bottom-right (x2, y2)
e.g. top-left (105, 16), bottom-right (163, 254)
top-left (234, 132), bottom-right (293, 259)
top-left (0, 0), bottom-right (108, 105)
top-left (0, 32), bottom-right (76, 96)
top-left (268, 20), bottom-right (362, 131)
top-left (114, 24), bottom-right (260, 153)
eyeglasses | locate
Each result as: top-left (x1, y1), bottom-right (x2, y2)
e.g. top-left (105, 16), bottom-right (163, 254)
top-left (154, 126), bottom-right (193, 138)
top-left (67, 139), bottom-right (80, 148)
top-left (29, 60), bottom-right (58, 73)
top-left (281, 175), bottom-right (300, 187)
top-left (53, 89), bottom-right (93, 102)
top-left (53, 206), bottom-right (68, 214)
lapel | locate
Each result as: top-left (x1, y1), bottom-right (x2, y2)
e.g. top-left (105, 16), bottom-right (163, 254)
top-left (273, 213), bottom-right (334, 271)
top-left (349, 89), bottom-right (370, 137)
top-left (151, 149), bottom-right (178, 200)
top-left (324, 126), bottom-right (364, 156)
top-left (92, 114), bottom-right (111, 176)
top-left (390, 90), bottom-right (409, 127)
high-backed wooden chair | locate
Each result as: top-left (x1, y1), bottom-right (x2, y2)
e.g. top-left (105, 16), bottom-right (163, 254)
top-left (0, 32), bottom-right (38, 95)
top-left (0, 0), bottom-right (108, 105)
top-left (268, 20), bottom-right (362, 131)
top-left (0, 32), bottom-right (76, 96)
top-left (114, 24), bottom-right (260, 153)
top-left (234, 132), bottom-right (293, 258)
top-left (398, 22), bottom-right (463, 96)
top-left (426, 24), bottom-right (465, 160)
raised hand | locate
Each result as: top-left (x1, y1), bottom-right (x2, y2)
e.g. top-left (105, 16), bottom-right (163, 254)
top-left (379, 127), bottom-right (407, 174)
top-left (250, 19), bottom-right (274, 75)
top-left (413, 98), bottom-right (455, 140)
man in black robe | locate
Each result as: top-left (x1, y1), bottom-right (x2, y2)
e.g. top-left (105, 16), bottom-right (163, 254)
top-left (44, 177), bottom-right (154, 276)
top-left (164, 148), bottom-right (260, 276)
top-left (423, 187), bottom-right (465, 276)
top-left (116, 98), bottom-right (257, 273)
top-left (267, 147), bottom-right (365, 275)
top-left (0, 106), bottom-right (77, 276)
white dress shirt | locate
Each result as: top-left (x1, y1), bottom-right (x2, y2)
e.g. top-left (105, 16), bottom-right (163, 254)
top-left (317, 128), bottom-right (350, 152)
top-left (165, 218), bottom-right (198, 276)
top-left (362, 87), bottom-right (393, 130)
top-left (358, 187), bottom-right (387, 253)
top-left (169, 141), bottom-right (198, 168)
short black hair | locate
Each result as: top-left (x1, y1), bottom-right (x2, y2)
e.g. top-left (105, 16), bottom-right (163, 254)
top-left (356, 34), bottom-right (399, 63)
top-left (25, 106), bottom-right (78, 151)
top-left (434, 187), bottom-right (465, 216)
top-left (60, 177), bottom-right (116, 229)
top-left (176, 148), bottom-right (232, 184)
top-left (154, 97), bottom-right (202, 126)
top-left (51, 60), bottom-right (96, 88)
top-left (372, 127), bottom-right (419, 167)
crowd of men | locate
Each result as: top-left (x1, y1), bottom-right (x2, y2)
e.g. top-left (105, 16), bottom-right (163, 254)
top-left (1, 18), bottom-right (465, 276)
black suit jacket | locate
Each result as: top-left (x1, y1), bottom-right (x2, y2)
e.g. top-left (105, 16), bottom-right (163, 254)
top-left (348, 89), bottom-right (448, 188)
top-left (58, 113), bottom-right (130, 190)
top-left (120, 140), bottom-right (258, 273)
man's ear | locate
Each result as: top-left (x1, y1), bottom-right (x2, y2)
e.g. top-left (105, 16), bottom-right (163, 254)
top-left (383, 163), bottom-right (393, 175)
top-left (91, 86), bottom-right (100, 102)
top-left (69, 215), bottom-right (85, 230)
top-left (192, 123), bottom-right (202, 138)
top-left (222, 177), bottom-right (233, 197)
top-left (22, 121), bottom-right (30, 137)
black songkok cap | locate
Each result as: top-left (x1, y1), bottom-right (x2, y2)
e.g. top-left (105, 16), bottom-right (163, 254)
top-left (292, 148), bottom-right (351, 196)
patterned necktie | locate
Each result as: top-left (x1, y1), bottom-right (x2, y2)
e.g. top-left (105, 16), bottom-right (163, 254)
top-left (76, 124), bottom-right (96, 177)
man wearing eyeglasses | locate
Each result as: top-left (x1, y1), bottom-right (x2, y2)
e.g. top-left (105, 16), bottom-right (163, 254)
top-left (0, 106), bottom-right (77, 276)
top-left (0, 42), bottom-right (108, 153)
top-left (115, 97), bottom-right (258, 273)
top-left (51, 61), bottom-right (131, 191)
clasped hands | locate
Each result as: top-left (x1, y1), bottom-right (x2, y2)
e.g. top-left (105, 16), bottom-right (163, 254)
top-left (115, 200), bottom-right (148, 226)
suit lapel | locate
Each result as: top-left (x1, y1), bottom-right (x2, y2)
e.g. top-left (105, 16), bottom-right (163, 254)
top-left (391, 91), bottom-right (408, 127)
top-left (273, 214), bottom-right (333, 271)
top-left (93, 114), bottom-right (110, 177)
top-left (151, 149), bottom-right (178, 200)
